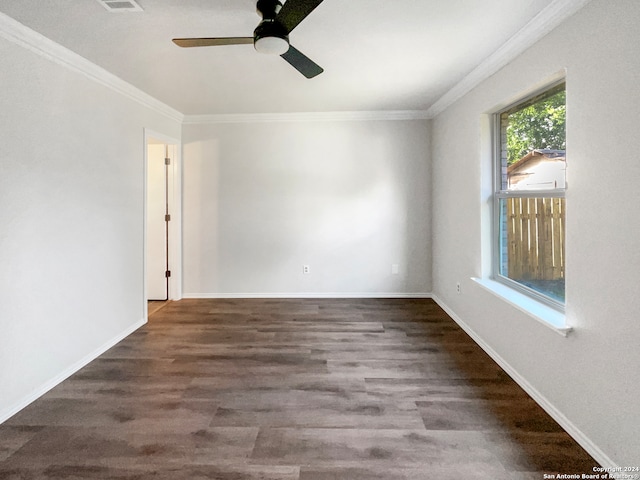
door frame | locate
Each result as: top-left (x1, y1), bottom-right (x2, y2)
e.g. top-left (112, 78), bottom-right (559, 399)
top-left (143, 128), bottom-right (182, 319)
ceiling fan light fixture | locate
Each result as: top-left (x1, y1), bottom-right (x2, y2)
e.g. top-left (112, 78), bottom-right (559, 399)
top-left (254, 35), bottom-right (289, 55)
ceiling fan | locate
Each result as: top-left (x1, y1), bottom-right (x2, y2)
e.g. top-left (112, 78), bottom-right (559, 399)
top-left (172, 0), bottom-right (325, 79)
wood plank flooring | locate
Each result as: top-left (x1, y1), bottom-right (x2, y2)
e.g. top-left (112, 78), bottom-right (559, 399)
top-left (148, 300), bottom-right (169, 316)
top-left (0, 298), bottom-right (598, 479)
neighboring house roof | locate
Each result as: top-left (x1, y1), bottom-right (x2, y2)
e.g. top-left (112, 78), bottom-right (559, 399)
top-left (507, 149), bottom-right (565, 173)
top-left (508, 149), bottom-right (566, 190)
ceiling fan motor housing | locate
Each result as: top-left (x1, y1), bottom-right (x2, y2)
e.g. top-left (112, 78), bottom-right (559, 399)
top-left (254, 0), bottom-right (289, 55)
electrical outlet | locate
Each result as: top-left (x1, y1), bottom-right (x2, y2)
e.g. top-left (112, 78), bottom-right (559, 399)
top-left (456, 282), bottom-right (461, 294)
top-left (391, 264), bottom-right (399, 275)
top-left (303, 265), bottom-right (310, 274)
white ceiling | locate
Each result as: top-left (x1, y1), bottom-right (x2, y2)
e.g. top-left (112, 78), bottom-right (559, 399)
top-left (0, 0), bottom-right (558, 115)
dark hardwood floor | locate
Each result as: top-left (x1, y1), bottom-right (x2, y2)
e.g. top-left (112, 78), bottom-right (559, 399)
top-left (0, 298), bottom-right (597, 479)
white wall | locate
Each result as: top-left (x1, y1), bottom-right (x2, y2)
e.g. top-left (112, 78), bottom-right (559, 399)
top-left (431, 0), bottom-right (640, 466)
top-left (182, 119), bottom-right (431, 297)
top-left (0, 35), bottom-right (181, 420)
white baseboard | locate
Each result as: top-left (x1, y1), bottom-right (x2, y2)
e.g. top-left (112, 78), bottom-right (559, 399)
top-left (181, 292), bottom-right (433, 299)
top-left (430, 294), bottom-right (617, 469)
top-left (0, 318), bottom-right (146, 425)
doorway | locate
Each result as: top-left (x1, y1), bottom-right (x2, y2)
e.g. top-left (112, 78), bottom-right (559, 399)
top-left (145, 131), bottom-right (181, 308)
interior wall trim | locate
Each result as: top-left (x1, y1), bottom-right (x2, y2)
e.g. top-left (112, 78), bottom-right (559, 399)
top-left (0, 11), bottom-right (184, 123)
top-left (0, 0), bottom-right (592, 125)
top-left (181, 292), bottom-right (433, 299)
top-left (182, 110), bottom-right (432, 125)
top-left (431, 294), bottom-right (617, 469)
top-left (425, 0), bottom-right (593, 118)
top-left (0, 318), bottom-right (146, 425)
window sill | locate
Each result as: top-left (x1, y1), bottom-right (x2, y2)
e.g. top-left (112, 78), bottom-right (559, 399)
top-left (471, 277), bottom-right (572, 337)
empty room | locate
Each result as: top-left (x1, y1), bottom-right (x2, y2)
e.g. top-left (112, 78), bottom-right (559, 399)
top-left (1, 0), bottom-right (638, 478)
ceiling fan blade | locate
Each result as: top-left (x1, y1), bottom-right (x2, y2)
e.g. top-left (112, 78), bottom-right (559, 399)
top-left (281, 45), bottom-right (323, 79)
top-left (172, 37), bottom-right (254, 48)
top-left (276, 0), bottom-right (324, 33)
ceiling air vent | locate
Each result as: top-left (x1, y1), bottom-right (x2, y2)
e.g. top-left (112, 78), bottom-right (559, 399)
top-left (96, 0), bottom-right (143, 12)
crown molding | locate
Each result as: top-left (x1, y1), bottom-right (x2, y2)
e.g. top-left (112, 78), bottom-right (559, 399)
top-left (183, 110), bottom-right (431, 125)
top-left (426, 0), bottom-right (593, 118)
top-left (0, 12), bottom-right (184, 123)
top-left (1, 0), bottom-right (593, 126)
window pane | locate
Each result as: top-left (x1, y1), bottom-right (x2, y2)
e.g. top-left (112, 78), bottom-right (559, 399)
top-left (498, 196), bottom-right (565, 303)
top-left (500, 87), bottom-right (566, 191)
top-left (495, 82), bottom-right (566, 307)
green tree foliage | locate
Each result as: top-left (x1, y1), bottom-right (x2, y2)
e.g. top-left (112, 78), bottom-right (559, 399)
top-left (506, 89), bottom-right (566, 165)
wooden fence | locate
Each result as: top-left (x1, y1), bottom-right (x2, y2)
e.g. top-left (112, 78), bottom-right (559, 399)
top-left (505, 197), bottom-right (565, 281)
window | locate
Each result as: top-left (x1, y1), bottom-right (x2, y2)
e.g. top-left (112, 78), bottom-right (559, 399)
top-left (494, 82), bottom-right (566, 309)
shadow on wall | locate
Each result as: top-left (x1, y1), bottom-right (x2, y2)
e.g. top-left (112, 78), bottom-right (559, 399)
top-left (182, 120), bottom-right (430, 295)
top-left (182, 139), bottom-right (221, 292)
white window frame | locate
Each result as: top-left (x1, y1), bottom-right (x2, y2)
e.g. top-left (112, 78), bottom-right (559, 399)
top-left (492, 80), bottom-right (566, 312)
